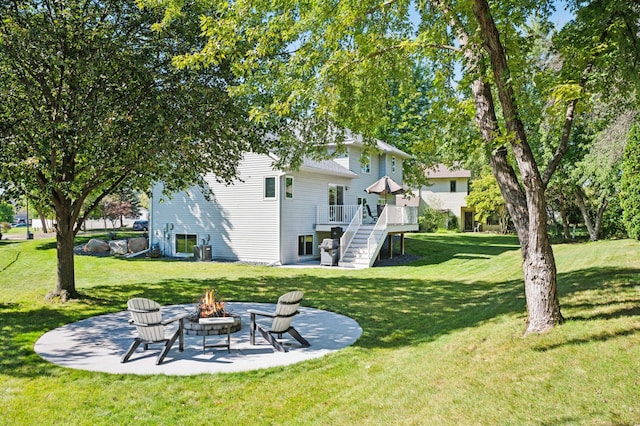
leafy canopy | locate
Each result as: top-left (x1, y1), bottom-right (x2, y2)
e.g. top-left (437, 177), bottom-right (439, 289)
top-left (0, 0), bottom-right (273, 228)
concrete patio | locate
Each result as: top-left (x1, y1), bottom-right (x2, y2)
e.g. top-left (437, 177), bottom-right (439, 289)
top-left (34, 302), bottom-right (362, 376)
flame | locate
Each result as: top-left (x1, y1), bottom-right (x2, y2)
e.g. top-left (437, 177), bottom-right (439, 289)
top-left (197, 288), bottom-right (226, 318)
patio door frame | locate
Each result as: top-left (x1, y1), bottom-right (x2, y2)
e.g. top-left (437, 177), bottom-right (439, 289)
top-left (328, 184), bottom-right (345, 222)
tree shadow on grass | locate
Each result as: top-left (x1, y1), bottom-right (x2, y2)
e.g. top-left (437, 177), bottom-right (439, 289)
top-left (1, 260), bottom-right (638, 378)
top-left (403, 233), bottom-right (521, 266)
top-left (558, 266), bottom-right (640, 320)
top-left (532, 326), bottom-right (640, 352)
top-left (1, 272), bottom-right (526, 378)
top-left (524, 266), bottom-right (640, 352)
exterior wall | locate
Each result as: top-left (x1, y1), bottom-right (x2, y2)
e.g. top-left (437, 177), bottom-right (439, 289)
top-left (150, 139), bottom-right (410, 264)
top-left (150, 153), bottom-right (282, 263)
top-left (345, 145), bottom-right (379, 207)
top-left (346, 147), bottom-right (405, 207)
top-left (279, 170), bottom-right (352, 264)
top-left (327, 144), bottom-right (406, 207)
top-left (378, 153), bottom-right (403, 184)
top-left (418, 177), bottom-right (470, 231)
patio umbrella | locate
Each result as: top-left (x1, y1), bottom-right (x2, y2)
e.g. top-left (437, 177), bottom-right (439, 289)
top-left (365, 176), bottom-right (405, 195)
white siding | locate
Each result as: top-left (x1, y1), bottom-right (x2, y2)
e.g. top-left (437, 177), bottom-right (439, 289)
top-left (150, 153), bottom-right (282, 264)
top-left (279, 171), bottom-right (353, 264)
top-left (378, 154), bottom-right (403, 184)
top-left (150, 141), bottom-right (410, 264)
top-left (345, 146), bottom-right (405, 207)
top-left (418, 177), bottom-right (470, 230)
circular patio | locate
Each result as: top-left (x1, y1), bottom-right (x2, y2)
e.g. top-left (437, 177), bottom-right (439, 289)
top-left (34, 302), bottom-right (362, 376)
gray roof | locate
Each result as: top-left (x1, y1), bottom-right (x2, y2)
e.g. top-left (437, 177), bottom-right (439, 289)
top-left (425, 164), bottom-right (471, 179)
top-left (298, 158), bottom-right (359, 178)
top-left (336, 129), bottom-right (413, 159)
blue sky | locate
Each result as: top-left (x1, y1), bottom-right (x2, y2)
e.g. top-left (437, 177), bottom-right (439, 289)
top-left (551, 0), bottom-right (575, 28)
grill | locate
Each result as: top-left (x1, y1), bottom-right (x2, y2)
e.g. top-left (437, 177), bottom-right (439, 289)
top-left (319, 238), bottom-right (340, 266)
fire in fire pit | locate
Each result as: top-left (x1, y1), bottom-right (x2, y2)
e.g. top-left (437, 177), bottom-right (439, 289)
top-left (193, 288), bottom-right (226, 319)
top-left (185, 289), bottom-right (242, 336)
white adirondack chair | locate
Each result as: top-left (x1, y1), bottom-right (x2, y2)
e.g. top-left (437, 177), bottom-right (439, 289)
top-left (120, 298), bottom-right (187, 365)
top-left (248, 291), bottom-right (311, 352)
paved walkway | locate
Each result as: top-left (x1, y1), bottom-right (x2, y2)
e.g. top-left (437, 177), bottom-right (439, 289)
top-left (34, 302), bottom-right (362, 376)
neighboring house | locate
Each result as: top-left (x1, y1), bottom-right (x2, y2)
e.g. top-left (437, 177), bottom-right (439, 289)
top-left (149, 131), bottom-right (418, 268)
top-left (399, 164), bottom-right (475, 232)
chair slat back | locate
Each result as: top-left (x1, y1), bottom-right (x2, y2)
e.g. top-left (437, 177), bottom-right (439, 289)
top-left (271, 291), bottom-right (303, 333)
top-left (128, 298), bottom-right (165, 342)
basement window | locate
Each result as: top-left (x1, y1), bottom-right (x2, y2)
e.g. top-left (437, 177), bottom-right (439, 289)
top-left (175, 234), bottom-right (197, 254)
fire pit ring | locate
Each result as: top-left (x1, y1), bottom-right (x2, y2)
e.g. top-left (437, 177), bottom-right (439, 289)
top-left (183, 313), bottom-right (242, 336)
top-left (184, 288), bottom-right (242, 336)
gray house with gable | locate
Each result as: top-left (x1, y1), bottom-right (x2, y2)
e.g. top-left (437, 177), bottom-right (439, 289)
top-left (149, 131), bottom-right (418, 267)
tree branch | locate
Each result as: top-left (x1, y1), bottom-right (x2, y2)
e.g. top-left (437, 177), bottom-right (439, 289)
top-left (541, 63), bottom-right (592, 187)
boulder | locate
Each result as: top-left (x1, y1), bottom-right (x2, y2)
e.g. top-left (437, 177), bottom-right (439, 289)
top-left (84, 238), bottom-right (110, 254)
top-left (109, 239), bottom-right (128, 255)
top-left (128, 237), bottom-right (148, 254)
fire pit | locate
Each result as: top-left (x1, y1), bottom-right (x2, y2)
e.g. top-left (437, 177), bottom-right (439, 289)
top-left (184, 289), bottom-right (242, 336)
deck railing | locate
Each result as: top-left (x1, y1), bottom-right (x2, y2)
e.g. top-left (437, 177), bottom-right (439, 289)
top-left (384, 205), bottom-right (419, 225)
top-left (316, 205), bottom-right (360, 225)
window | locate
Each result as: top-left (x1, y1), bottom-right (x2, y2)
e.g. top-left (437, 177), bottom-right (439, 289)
top-left (285, 176), bottom-right (294, 199)
top-left (450, 180), bottom-right (457, 192)
top-left (361, 153), bottom-right (371, 174)
top-left (487, 213), bottom-right (500, 226)
top-left (328, 184), bottom-right (345, 221)
top-left (298, 235), bottom-right (313, 256)
top-left (391, 156), bottom-right (396, 173)
top-left (175, 234), bottom-right (197, 254)
top-left (264, 176), bottom-right (276, 199)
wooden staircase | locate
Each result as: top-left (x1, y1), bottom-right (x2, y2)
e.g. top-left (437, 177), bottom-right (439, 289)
top-left (338, 224), bottom-right (386, 268)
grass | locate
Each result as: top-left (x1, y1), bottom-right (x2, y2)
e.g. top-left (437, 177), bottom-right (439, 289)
top-left (0, 233), bottom-right (639, 425)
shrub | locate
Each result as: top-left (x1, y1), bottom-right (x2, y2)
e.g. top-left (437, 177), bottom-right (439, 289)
top-left (620, 124), bottom-right (640, 240)
top-left (418, 206), bottom-right (452, 232)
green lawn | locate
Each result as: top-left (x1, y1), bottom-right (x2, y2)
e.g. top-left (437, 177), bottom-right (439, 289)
top-left (1, 233), bottom-right (639, 425)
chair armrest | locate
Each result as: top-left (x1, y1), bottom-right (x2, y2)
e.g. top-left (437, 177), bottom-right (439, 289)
top-left (247, 309), bottom-right (276, 318)
top-left (130, 321), bottom-right (162, 327)
top-left (161, 313), bottom-right (189, 326)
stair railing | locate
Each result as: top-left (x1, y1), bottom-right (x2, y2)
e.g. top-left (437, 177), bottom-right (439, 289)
top-left (340, 205), bottom-right (362, 260)
top-left (366, 207), bottom-right (389, 266)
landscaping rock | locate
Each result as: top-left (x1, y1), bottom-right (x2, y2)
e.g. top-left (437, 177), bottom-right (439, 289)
top-left (84, 238), bottom-right (110, 254)
top-left (109, 239), bottom-right (128, 255)
top-left (128, 237), bottom-right (148, 253)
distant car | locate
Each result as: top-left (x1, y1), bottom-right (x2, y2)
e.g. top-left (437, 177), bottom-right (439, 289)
top-left (132, 220), bottom-right (148, 231)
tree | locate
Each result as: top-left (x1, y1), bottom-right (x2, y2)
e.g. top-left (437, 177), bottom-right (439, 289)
top-left (571, 112), bottom-right (633, 241)
top-left (466, 168), bottom-right (509, 234)
top-left (100, 195), bottom-right (130, 229)
top-left (620, 124), bottom-right (640, 240)
top-left (0, 201), bottom-right (14, 223)
top-left (0, 0), bottom-right (281, 299)
top-left (100, 189), bottom-right (141, 228)
top-left (152, 0), bottom-right (640, 333)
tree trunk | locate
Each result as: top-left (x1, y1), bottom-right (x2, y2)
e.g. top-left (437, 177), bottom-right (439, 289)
top-left (558, 194), bottom-right (571, 240)
top-left (574, 187), bottom-right (599, 241)
top-left (37, 210), bottom-right (49, 233)
top-left (50, 202), bottom-right (79, 299)
top-left (520, 180), bottom-right (562, 333)
top-left (470, 0), bottom-right (563, 334)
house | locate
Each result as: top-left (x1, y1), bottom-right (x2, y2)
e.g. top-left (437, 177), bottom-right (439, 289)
top-left (398, 164), bottom-right (475, 232)
top-left (149, 131), bottom-right (418, 268)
